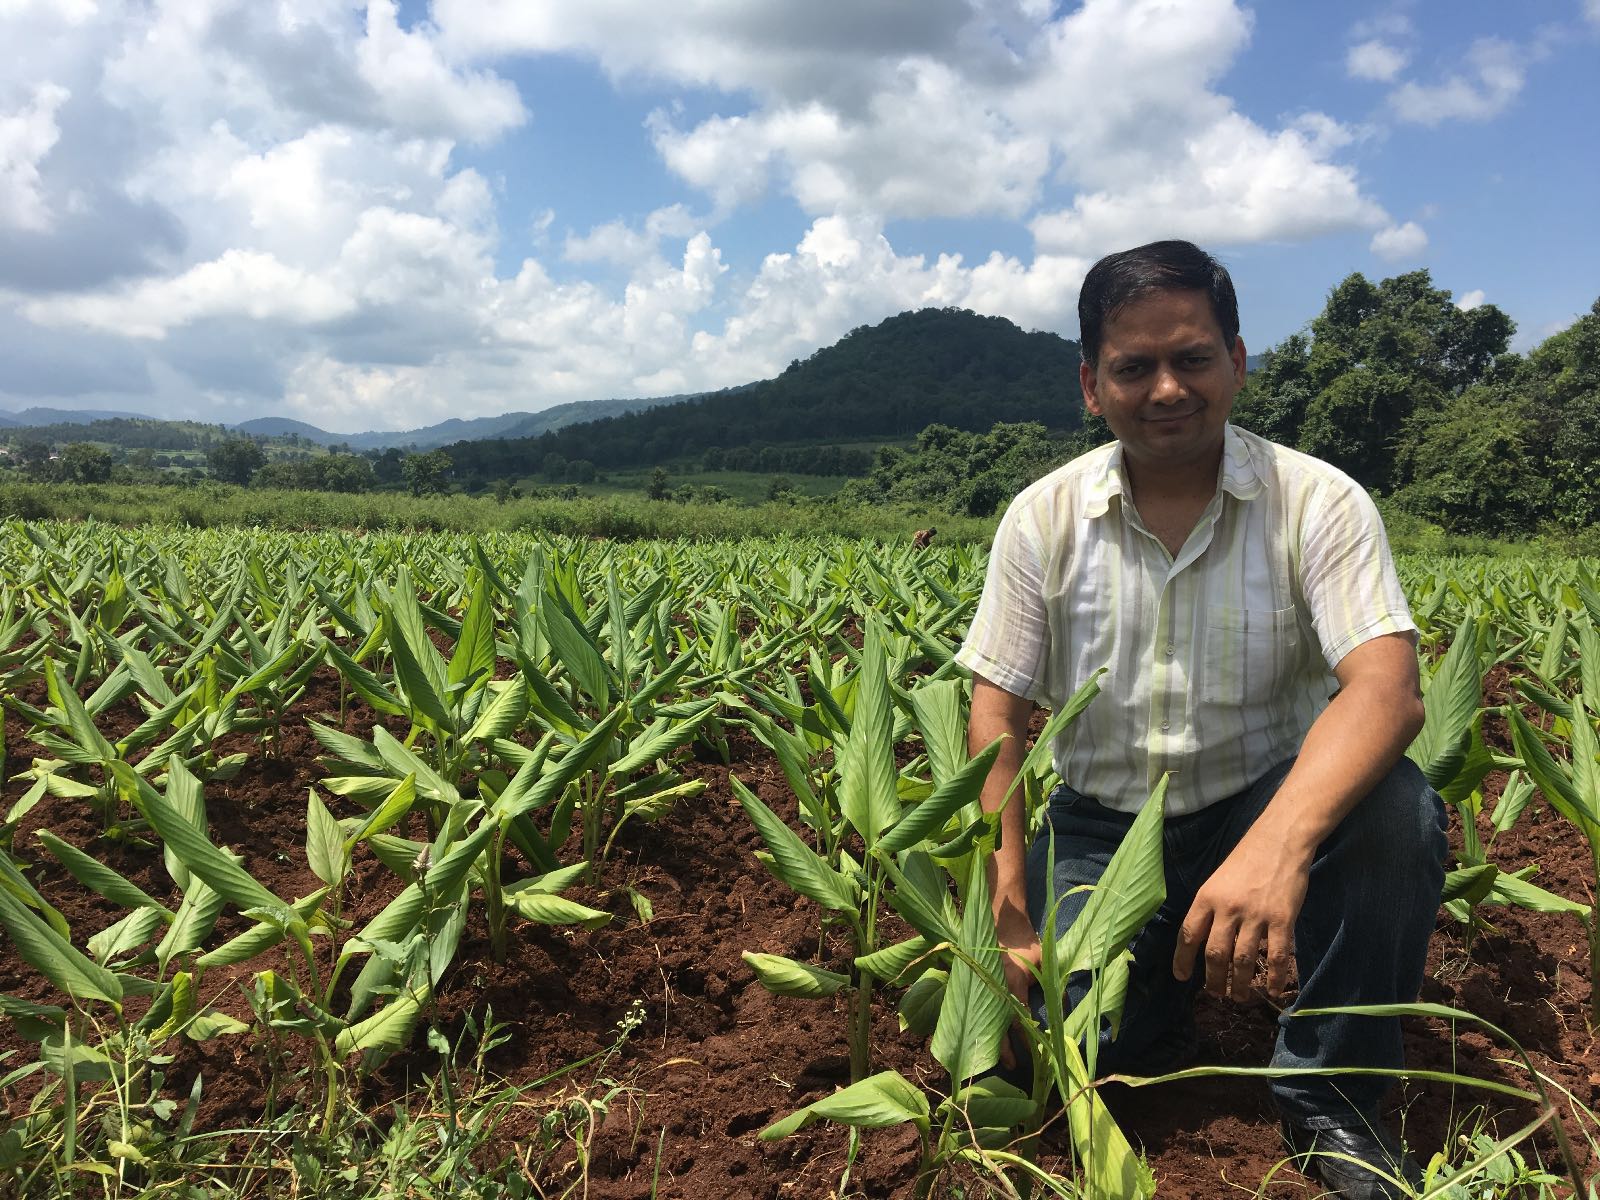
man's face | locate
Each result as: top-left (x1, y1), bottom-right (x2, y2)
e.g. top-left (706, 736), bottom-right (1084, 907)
top-left (1079, 288), bottom-right (1247, 476)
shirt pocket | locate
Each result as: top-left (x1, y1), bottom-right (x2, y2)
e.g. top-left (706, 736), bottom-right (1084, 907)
top-left (1201, 605), bottom-right (1299, 707)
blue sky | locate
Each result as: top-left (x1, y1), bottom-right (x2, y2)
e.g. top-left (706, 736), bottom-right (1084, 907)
top-left (1, 0), bottom-right (1596, 432)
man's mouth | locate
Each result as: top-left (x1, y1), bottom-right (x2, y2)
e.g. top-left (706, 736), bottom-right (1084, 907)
top-left (1144, 407), bottom-right (1202, 423)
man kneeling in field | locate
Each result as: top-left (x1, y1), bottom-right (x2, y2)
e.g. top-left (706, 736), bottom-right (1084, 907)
top-left (958, 240), bottom-right (1446, 1200)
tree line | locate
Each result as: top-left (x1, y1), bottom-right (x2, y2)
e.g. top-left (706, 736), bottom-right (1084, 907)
top-left (1232, 272), bottom-right (1599, 537)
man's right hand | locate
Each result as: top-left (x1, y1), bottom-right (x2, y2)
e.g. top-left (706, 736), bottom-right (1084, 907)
top-left (996, 908), bottom-right (1042, 1068)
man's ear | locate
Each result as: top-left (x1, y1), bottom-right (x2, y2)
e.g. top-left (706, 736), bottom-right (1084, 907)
top-left (1079, 358), bottom-right (1102, 416)
top-left (1229, 335), bottom-right (1247, 386)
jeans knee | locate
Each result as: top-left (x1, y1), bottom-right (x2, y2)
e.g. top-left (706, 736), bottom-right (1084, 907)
top-left (1327, 759), bottom-right (1447, 893)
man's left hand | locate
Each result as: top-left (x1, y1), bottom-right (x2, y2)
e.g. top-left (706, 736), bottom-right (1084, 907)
top-left (1172, 828), bottom-right (1310, 1002)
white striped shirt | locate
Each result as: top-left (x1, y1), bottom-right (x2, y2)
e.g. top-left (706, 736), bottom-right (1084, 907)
top-left (955, 424), bottom-right (1415, 815)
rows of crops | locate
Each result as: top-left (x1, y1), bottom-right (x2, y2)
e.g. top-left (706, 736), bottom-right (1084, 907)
top-left (1, 520), bottom-right (1598, 1198)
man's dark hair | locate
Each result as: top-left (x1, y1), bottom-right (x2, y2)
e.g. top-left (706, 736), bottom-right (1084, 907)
top-left (1077, 240), bottom-right (1239, 368)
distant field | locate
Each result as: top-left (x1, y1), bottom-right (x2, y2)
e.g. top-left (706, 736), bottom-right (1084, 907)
top-left (535, 467), bottom-right (855, 504)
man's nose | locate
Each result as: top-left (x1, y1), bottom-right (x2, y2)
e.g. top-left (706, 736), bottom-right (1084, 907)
top-left (1150, 365), bottom-right (1187, 403)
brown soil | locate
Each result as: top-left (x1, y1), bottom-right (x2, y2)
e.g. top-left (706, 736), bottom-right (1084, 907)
top-left (3, 668), bottom-right (1597, 1199)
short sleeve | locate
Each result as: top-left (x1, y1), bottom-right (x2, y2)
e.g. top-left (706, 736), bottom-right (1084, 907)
top-left (1299, 477), bottom-right (1416, 670)
top-left (955, 494), bottom-right (1050, 701)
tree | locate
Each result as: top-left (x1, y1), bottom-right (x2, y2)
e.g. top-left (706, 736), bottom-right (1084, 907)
top-left (401, 449), bottom-right (451, 497)
top-left (647, 467), bottom-right (670, 501)
top-left (209, 438), bottom-right (266, 485)
top-left (1236, 270), bottom-right (1514, 491)
top-left (18, 440), bottom-right (51, 476)
top-left (373, 447), bottom-right (405, 484)
top-left (62, 442), bottom-right (113, 483)
top-left (320, 454), bottom-right (375, 493)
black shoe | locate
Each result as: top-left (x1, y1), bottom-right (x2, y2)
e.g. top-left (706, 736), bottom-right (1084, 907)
top-left (1280, 1116), bottom-right (1423, 1200)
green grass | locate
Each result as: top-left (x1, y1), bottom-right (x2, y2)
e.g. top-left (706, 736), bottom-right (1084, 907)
top-left (0, 479), bottom-right (992, 542)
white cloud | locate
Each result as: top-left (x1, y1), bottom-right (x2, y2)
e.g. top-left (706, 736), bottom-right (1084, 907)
top-left (1030, 112), bottom-right (1383, 258)
top-left (355, 0), bottom-right (526, 145)
top-left (1390, 38), bottom-right (1528, 125)
top-left (1370, 221), bottom-right (1428, 261)
top-left (24, 249), bottom-right (354, 338)
top-left (1456, 288), bottom-right (1485, 311)
top-left (0, 83), bottom-right (68, 231)
top-left (0, 0), bottom-right (1416, 429)
top-left (1347, 39), bottom-right (1409, 82)
top-left (1586, 0), bottom-right (1600, 28)
top-left (564, 205), bottom-right (704, 269)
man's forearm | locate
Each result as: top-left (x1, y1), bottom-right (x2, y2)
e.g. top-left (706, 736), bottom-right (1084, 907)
top-left (969, 677), bottom-right (1034, 920)
top-left (1248, 658), bottom-right (1424, 862)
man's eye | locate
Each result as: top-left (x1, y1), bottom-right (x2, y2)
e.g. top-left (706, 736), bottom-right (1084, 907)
top-left (1184, 356), bottom-right (1210, 367)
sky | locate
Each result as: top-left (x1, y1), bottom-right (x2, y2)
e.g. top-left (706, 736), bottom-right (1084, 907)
top-left (1, 0), bottom-right (1597, 434)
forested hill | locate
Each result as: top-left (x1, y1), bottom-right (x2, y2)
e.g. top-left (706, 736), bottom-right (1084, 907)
top-left (443, 308), bottom-right (1084, 476)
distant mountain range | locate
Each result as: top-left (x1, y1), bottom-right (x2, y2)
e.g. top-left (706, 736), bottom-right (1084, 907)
top-left (230, 394), bottom-right (692, 451)
top-left (0, 407), bottom-right (149, 428)
top-left (0, 394), bottom-right (694, 451)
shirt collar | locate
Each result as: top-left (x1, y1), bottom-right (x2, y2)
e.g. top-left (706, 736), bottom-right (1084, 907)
top-left (1084, 423), bottom-right (1265, 519)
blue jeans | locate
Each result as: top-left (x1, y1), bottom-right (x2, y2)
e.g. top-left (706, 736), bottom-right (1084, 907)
top-left (1025, 757), bottom-right (1447, 1128)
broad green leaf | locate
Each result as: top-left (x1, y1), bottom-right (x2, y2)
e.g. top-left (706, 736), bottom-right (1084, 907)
top-left (1407, 613), bottom-right (1484, 789)
top-left (942, 1076), bottom-right (1038, 1131)
top-left (930, 855), bottom-right (1009, 1085)
top-left (447, 570), bottom-right (495, 695)
top-left (1055, 775), bottom-right (1167, 976)
top-left (1489, 870), bottom-right (1589, 916)
top-left (345, 774), bottom-right (417, 849)
top-left (465, 680), bottom-right (529, 743)
top-left (387, 597), bottom-right (452, 730)
top-left (907, 677), bottom-right (966, 787)
top-left (115, 764), bottom-right (288, 917)
top-left (543, 597), bottom-right (613, 707)
top-left (156, 877), bottom-right (225, 974)
top-left (837, 619), bottom-right (899, 848)
top-left (881, 853), bottom-right (959, 946)
top-left (160, 758), bottom-right (206, 891)
top-left (877, 737), bottom-right (1003, 855)
top-left (503, 892), bottom-right (612, 930)
top-left (0, 886), bottom-right (123, 1010)
top-left (371, 727), bottom-right (456, 806)
top-left (335, 986), bottom-right (426, 1059)
top-left (0, 993), bottom-right (67, 1042)
top-left (494, 705), bottom-right (626, 822)
top-left (0, 850), bottom-right (70, 939)
top-left (503, 862), bottom-right (588, 896)
top-left (855, 935), bottom-right (933, 984)
top-left (731, 775), bottom-right (858, 914)
top-left (897, 968), bottom-right (947, 1036)
top-left (1508, 706), bottom-right (1596, 836)
top-left (306, 789), bottom-right (345, 886)
top-left (44, 657), bottom-right (116, 761)
top-left (34, 831), bottom-right (174, 921)
top-left (609, 701), bottom-right (718, 776)
top-left (322, 639), bottom-right (406, 717)
top-left (1060, 1035), bottom-right (1156, 1199)
top-left (741, 952), bottom-right (850, 998)
top-left (88, 908), bottom-right (164, 966)
top-left (1441, 863), bottom-right (1499, 905)
top-left (760, 1071), bottom-right (929, 1140)
top-left (391, 564), bottom-right (451, 706)
top-left (194, 888), bottom-right (326, 970)
top-left (1006, 669), bottom-right (1105, 806)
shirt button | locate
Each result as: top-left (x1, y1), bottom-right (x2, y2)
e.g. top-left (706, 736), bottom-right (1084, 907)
top-left (1160, 720), bottom-right (1170, 732)
top-left (1164, 644), bottom-right (1175, 656)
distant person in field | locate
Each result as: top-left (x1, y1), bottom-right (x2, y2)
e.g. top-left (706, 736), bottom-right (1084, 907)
top-left (913, 526), bottom-right (936, 549)
top-left (958, 240), bottom-right (1445, 1200)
